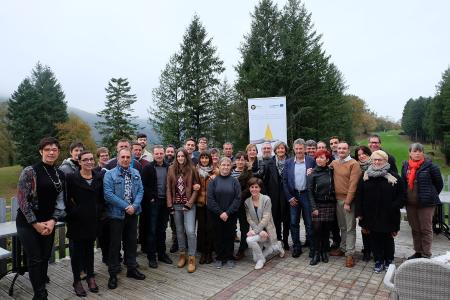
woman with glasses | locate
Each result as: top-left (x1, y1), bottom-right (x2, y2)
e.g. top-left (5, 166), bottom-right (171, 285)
top-left (16, 137), bottom-right (66, 300)
top-left (66, 150), bottom-right (103, 296)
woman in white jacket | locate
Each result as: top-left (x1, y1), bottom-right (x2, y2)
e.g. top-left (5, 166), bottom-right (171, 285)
top-left (245, 177), bottom-right (285, 270)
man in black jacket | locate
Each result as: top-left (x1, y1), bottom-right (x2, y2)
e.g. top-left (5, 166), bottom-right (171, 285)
top-left (141, 145), bottom-right (173, 268)
top-left (368, 134), bottom-right (398, 174)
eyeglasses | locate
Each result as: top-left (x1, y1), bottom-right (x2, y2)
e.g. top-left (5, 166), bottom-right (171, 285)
top-left (369, 141), bottom-right (380, 144)
top-left (373, 158), bottom-right (385, 162)
top-left (42, 148), bottom-right (59, 152)
top-left (81, 158), bottom-right (95, 162)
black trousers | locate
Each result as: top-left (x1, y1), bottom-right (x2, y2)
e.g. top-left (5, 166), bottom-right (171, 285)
top-left (98, 218), bottom-right (110, 263)
top-left (211, 213), bottom-right (237, 262)
top-left (370, 231), bottom-right (394, 262)
top-left (238, 204), bottom-right (249, 252)
top-left (273, 202), bottom-right (290, 243)
top-left (312, 221), bottom-right (331, 252)
top-left (70, 239), bottom-right (95, 282)
top-left (17, 225), bottom-right (55, 297)
top-left (196, 206), bottom-right (214, 254)
top-left (108, 214), bottom-right (138, 275)
top-left (145, 199), bottom-right (169, 261)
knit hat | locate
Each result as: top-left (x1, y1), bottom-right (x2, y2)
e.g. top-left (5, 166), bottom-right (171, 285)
top-left (371, 150), bottom-right (388, 161)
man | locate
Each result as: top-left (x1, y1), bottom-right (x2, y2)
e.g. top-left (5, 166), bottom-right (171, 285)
top-left (137, 133), bottom-right (153, 162)
top-left (283, 138), bottom-right (316, 258)
top-left (59, 141), bottom-right (84, 175)
top-left (193, 137), bottom-right (208, 160)
top-left (103, 148), bottom-right (146, 289)
top-left (223, 142), bottom-right (234, 161)
top-left (141, 145), bottom-right (173, 268)
top-left (329, 142), bottom-right (361, 268)
top-left (105, 139), bottom-right (142, 173)
top-left (329, 136), bottom-right (340, 160)
top-left (164, 144), bottom-right (176, 165)
top-left (305, 140), bottom-right (317, 157)
top-left (131, 142), bottom-right (150, 168)
top-left (368, 134), bottom-right (398, 174)
top-left (316, 141), bottom-right (327, 151)
top-left (184, 138), bottom-right (198, 165)
top-left (261, 142), bottom-right (272, 159)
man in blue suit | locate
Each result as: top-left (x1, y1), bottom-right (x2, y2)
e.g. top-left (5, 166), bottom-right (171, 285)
top-left (283, 138), bottom-right (316, 257)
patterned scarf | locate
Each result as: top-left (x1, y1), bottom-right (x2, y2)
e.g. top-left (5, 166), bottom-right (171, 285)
top-left (276, 156), bottom-right (286, 176)
top-left (198, 165), bottom-right (213, 179)
top-left (363, 163), bottom-right (398, 186)
top-left (359, 158), bottom-right (372, 172)
top-left (120, 167), bottom-right (132, 203)
top-left (407, 159), bottom-right (424, 190)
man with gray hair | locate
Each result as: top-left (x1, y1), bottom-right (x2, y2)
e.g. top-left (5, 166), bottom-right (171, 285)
top-left (283, 138), bottom-right (316, 257)
top-left (305, 140), bottom-right (317, 157)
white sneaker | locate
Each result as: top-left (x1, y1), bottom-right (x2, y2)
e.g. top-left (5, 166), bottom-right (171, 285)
top-left (278, 241), bottom-right (285, 258)
top-left (255, 259), bottom-right (265, 270)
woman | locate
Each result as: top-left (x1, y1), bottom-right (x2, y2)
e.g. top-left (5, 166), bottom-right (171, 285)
top-left (66, 150), bottom-right (103, 296)
top-left (196, 151), bottom-right (218, 264)
top-left (166, 148), bottom-right (199, 273)
top-left (273, 141), bottom-right (290, 249)
top-left (16, 137), bottom-right (66, 300)
top-left (245, 177), bottom-right (285, 270)
top-left (354, 145), bottom-right (372, 262)
top-left (232, 152), bottom-right (253, 260)
top-left (307, 149), bottom-right (336, 265)
top-left (401, 143), bottom-right (443, 259)
top-left (356, 150), bottom-right (404, 273)
top-left (207, 157), bottom-right (241, 269)
top-left (210, 148), bottom-right (220, 169)
top-left (245, 144), bottom-right (260, 174)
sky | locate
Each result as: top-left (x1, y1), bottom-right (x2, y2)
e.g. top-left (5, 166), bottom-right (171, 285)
top-left (1, 0), bottom-right (449, 121)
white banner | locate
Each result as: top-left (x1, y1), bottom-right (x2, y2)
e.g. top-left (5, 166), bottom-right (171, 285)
top-left (248, 97), bottom-right (287, 154)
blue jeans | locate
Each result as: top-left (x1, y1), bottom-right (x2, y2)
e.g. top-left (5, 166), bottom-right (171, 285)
top-left (289, 191), bottom-right (313, 251)
top-left (174, 204), bottom-right (197, 256)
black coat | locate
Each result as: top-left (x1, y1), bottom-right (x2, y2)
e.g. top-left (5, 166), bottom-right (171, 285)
top-left (401, 158), bottom-right (443, 207)
top-left (307, 166), bottom-right (336, 210)
top-left (65, 171), bottom-right (103, 240)
top-left (355, 173), bottom-right (405, 233)
top-left (141, 160), bottom-right (168, 206)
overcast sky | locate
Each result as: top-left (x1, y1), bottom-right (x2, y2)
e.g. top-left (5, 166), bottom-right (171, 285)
top-left (1, 0), bottom-right (449, 121)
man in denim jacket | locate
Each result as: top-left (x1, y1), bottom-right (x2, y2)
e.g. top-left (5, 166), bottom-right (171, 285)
top-left (104, 148), bottom-right (145, 289)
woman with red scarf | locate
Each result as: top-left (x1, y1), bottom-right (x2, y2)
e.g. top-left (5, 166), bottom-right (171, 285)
top-left (401, 143), bottom-right (443, 259)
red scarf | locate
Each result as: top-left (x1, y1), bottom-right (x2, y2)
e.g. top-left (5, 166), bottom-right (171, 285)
top-left (407, 159), bottom-right (424, 190)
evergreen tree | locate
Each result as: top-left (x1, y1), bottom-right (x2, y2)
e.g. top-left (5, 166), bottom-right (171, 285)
top-left (96, 78), bottom-right (138, 152)
top-left (437, 66), bottom-right (450, 163)
top-left (0, 103), bottom-right (15, 167)
top-left (210, 79), bottom-right (237, 146)
top-left (178, 15), bottom-right (225, 140)
top-left (150, 54), bottom-right (184, 146)
top-left (7, 62), bottom-right (68, 166)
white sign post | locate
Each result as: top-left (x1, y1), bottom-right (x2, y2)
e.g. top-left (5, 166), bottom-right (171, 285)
top-left (248, 97), bottom-right (287, 154)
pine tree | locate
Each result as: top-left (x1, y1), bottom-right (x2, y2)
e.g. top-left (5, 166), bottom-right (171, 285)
top-left (96, 78), bottom-right (138, 152)
top-left (0, 103), bottom-right (15, 167)
top-left (210, 79), bottom-right (237, 146)
top-left (150, 54), bottom-right (184, 146)
top-left (437, 66), bottom-right (450, 163)
top-left (7, 62), bottom-right (68, 166)
top-left (178, 15), bottom-right (225, 140)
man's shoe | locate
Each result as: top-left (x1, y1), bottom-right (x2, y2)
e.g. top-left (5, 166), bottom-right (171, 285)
top-left (374, 261), bottom-right (385, 273)
top-left (205, 253), bottom-right (213, 264)
top-left (234, 250), bottom-right (245, 261)
top-left (126, 269), bottom-right (146, 280)
top-left (170, 243), bottom-right (179, 253)
top-left (73, 281), bottom-right (87, 297)
top-left (148, 260), bottom-right (158, 268)
top-left (292, 249), bottom-right (302, 258)
top-left (226, 260), bottom-right (235, 269)
top-left (407, 252), bottom-right (422, 260)
top-left (345, 256), bottom-right (354, 268)
top-left (362, 251), bottom-right (372, 262)
top-left (86, 277), bottom-right (98, 293)
top-left (330, 249), bottom-right (345, 257)
top-left (158, 254), bottom-right (173, 264)
top-left (214, 260), bottom-right (222, 269)
top-left (107, 276), bottom-right (118, 289)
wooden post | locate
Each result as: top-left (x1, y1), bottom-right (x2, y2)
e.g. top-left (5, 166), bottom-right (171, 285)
top-left (11, 197), bottom-right (18, 221)
top-left (0, 199), bottom-right (7, 274)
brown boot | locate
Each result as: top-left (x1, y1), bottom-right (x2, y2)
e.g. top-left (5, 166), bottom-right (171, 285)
top-left (330, 249), bottom-right (345, 256)
top-left (345, 255), bottom-right (354, 268)
top-left (187, 256), bottom-right (196, 273)
top-left (177, 252), bottom-right (186, 268)
top-left (73, 280), bottom-right (87, 297)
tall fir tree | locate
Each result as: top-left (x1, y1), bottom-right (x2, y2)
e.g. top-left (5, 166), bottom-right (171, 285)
top-left (210, 79), bottom-right (237, 146)
top-left (96, 78), bottom-right (138, 152)
top-left (7, 62), bottom-right (68, 166)
top-left (437, 66), bottom-right (450, 163)
top-left (178, 15), bottom-right (225, 140)
top-left (151, 54), bottom-right (184, 146)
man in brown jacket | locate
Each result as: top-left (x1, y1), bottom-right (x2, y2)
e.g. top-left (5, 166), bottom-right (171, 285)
top-left (329, 141), bottom-right (361, 267)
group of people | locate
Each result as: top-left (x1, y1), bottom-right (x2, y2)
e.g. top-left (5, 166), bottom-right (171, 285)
top-left (15, 133), bottom-right (444, 299)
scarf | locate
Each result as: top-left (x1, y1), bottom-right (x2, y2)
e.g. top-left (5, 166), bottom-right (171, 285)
top-left (363, 163), bottom-right (398, 186)
top-left (407, 159), bottom-right (424, 190)
top-left (276, 156), bottom-right (286, 176)
top-left (198, 165), bottom-right (213, 179)
top-left (119, 167), bottom-right (133, 203)
top-left (359, 159), bottom-right (372, 172)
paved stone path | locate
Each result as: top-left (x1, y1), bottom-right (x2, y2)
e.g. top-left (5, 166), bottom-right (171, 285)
top-left (0, 221), bottom-right (448, 299)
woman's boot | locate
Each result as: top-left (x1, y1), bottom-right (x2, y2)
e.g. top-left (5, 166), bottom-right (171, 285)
top-left (309, 251), bottom-right (320, 265)
top-left (321, 250), bottom-right (329, 263)
top-left (177, 252), bottom-right (187, 268)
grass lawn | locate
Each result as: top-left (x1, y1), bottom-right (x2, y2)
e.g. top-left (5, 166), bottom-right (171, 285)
top-left (0, 165), bottom-right (21, 200)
